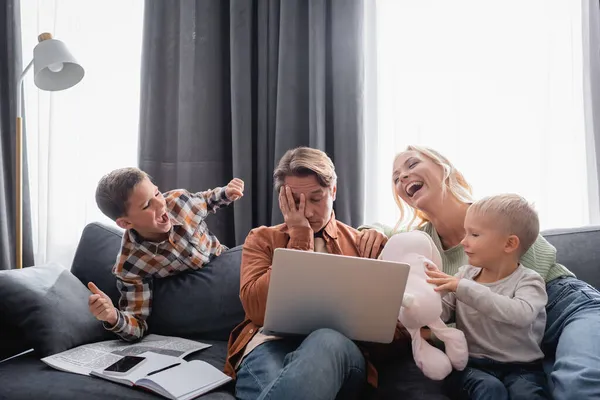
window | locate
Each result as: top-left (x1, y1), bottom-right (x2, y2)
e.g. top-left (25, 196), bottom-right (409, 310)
top-left (21, 0), bottom-right (143, 266)
top-left (365, 0), bottom-right (594, 230)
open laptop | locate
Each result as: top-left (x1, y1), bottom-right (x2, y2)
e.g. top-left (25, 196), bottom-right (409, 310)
top-left (263, 248), bottom-right (410, 344)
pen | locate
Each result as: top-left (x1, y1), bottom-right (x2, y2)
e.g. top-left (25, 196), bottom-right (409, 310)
top-left (146, 362), bottom-right (181, 376)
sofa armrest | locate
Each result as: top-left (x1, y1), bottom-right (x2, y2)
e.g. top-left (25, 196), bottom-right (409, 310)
top-left (542, 225), bottom-right (600, 290)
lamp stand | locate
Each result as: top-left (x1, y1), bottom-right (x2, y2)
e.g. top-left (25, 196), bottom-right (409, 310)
top-left (15, 60), bottom-right (31, 270)
top-left (14, 37), bottom-right (42, 269)
top-left (14, 31), bottom-right (83, 269)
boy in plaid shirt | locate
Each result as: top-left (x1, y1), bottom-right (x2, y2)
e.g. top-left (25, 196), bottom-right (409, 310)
top-left (87, 167), bottom-right (244, 341)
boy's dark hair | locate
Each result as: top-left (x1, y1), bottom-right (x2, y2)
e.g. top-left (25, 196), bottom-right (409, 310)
top-left (95, 167), bottom-right (149, 221)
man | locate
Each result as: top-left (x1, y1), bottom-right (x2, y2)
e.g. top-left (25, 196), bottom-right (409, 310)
top-left (225, 147), bottom-right (403, 400)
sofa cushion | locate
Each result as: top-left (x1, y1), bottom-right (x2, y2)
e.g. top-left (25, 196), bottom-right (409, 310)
top-left (542, 226), bottom-right (600, 289)
top-left (70, 222), bottom-right (246, 341)
top-left (0, 263), bottom-right (113, 357)
top-left (71, 222), bottom-right (124, 306)
top-left (148, 246), bottom-right (246, 340)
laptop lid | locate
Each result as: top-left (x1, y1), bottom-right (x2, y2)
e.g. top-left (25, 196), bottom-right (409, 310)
top-left (263, 248), bottom-right (410, 343)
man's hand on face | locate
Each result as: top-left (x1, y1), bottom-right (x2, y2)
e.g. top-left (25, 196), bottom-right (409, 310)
top-left (279, 186), bottom-right (312, 231)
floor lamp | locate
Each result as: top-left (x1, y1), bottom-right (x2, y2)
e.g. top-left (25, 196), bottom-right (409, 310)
top-left (15, 32), bottom-right (84, 269)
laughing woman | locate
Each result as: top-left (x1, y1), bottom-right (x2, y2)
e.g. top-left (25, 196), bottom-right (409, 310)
top-left (359, 145), bottom-right (600, 400)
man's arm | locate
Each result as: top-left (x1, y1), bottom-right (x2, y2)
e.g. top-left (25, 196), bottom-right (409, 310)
top-left (240, 186), bottom-right (313, 325)
top-left (104, 276), bottom-right (152, 341)
top-left (239, 227), bottom-right (313, 326)
top-left (455, 273), bottom-right (547, 327)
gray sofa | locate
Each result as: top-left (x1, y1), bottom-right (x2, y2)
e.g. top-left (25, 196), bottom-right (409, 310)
top-left (0, 222), bottom-right (598, 400)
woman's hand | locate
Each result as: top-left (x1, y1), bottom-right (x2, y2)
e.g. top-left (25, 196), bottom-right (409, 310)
top-left (425, 267), bottom-right (460, 292)
top-left (279, 186), bottom-right (311, 231)
top-left (357, 229), bottom-right (388, 259)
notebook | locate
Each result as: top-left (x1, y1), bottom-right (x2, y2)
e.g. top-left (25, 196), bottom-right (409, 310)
top-left (90, 352), bottom-right (231, 400)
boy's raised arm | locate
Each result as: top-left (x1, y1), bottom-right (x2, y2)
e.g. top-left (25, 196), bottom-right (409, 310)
top-left (193, 178), bottom-right (244, 214)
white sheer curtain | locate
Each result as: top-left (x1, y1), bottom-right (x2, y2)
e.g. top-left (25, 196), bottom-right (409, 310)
top-left (20, 0), bottom-right (143, 267)
top-left (365, 0), bottom-right (596, 231)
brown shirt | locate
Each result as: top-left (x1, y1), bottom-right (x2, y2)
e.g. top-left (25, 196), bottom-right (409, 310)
top-left (224, 214), bottom-right (411, 387)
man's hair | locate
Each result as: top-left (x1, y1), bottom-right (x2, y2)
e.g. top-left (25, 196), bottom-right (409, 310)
top-left (95, 167), bottom-right (149, 221)
top-left (273, 147), bottom-right (337, 192)
top-left (469, 193), bottom-right (540, 256)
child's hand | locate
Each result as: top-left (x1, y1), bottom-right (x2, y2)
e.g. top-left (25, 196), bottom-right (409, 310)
top-left (225, 178), bottom-right (244, 201)
top-left (423, 260), bottom-right (440, 271)
top-left (425, 267), bottom-right (460, 292)
top-left (88, 282), bottom-right (118, 326)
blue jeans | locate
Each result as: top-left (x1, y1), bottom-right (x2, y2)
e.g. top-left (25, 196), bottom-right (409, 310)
top-left (543, 277), bottom-right (600, 400)
top-left (235, 328), bottom-right (367, 400)
top-left (448, 357), bottom-right (549, 400)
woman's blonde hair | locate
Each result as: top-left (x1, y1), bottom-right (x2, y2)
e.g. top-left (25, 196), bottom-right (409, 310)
top-left (393, 145), bottom-right (474, 231)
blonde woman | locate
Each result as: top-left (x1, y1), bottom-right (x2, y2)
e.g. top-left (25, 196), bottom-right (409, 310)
top-left (359, 146), bottom-right (600, 400)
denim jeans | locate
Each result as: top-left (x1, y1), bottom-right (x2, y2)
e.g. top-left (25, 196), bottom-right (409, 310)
top-left (447, 357), bottom-right (549, 400)
top-left (543, 277), bottom-right (600, 400)
top-left (235, 328), bottom-right (367, 400)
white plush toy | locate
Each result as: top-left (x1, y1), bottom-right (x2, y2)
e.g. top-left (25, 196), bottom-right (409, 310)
top-left (380, 230), bottom-right (469, 380)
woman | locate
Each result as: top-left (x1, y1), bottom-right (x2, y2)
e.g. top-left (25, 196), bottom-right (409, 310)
top-left (359, 145), bottom-right (600, 400)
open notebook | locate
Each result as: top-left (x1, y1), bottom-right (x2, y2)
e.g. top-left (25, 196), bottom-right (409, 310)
top-left (90, 352), bottom-right (231, 400)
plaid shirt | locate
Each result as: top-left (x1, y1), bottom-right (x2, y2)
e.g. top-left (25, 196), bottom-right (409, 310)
top-left (105, 187), bottom-right (233, 341)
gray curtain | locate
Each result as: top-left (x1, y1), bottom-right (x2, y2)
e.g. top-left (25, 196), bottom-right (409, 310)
top-left (0, 0), bottom-right (33, 269)
top-left (139, 0), bottom-right (365, 247)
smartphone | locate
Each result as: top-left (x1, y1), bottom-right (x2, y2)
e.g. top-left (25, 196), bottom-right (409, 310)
top-left (103, 356), bottom-right (146, 375)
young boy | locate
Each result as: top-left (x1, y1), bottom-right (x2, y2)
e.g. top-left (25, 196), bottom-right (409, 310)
top-left (425, 194), bottom-right (549, 400)
top-left (87, 167), bottom-right (244, 341)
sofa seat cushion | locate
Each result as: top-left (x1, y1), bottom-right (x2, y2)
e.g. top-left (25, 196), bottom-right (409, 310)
top-left (372, 357), bottom-right (450, 400)
top-left (0, 340), bottom-right (235, 399)
top-left (0, 321), bottom-right (30, 361)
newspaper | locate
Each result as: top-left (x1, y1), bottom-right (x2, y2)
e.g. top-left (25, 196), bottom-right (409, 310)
top-left (41, 334), bottom-right (211, 376)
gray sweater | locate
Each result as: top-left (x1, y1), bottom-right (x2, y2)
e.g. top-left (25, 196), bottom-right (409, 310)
top-left (441, 264), bottom-right (547, 363)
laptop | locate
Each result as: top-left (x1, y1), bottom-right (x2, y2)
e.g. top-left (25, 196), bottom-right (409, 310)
top-left (263, 248), bottom-right (410, 344)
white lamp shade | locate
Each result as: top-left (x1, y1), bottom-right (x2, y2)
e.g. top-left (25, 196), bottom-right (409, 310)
top-left (33, 39), bottom-right (84, 91)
